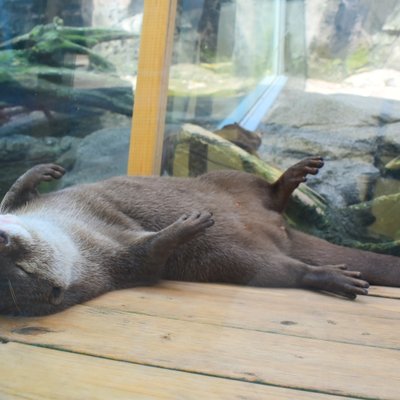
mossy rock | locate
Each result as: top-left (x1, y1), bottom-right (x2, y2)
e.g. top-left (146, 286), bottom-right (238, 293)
top-left (0, 18), bottom-right (134, 115)
top-left (351, 193), bottom-right (400, 241)
top-left (168, 64), bottom-right (256, 97)
top-left (346, 47), bottom-right (369, 73)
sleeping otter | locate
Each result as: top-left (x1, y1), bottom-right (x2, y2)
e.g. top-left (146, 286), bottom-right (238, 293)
top-left (0, 158), bottom-right (399, 316)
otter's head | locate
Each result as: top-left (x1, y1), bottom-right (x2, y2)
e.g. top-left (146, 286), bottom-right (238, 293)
top-left (0, 214), bottom-right (74, 316)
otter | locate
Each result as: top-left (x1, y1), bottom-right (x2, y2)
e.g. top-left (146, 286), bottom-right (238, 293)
top-left (0, 158), bottom-right (399, 316)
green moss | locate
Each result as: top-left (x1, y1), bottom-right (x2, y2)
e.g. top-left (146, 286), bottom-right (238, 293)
top-left (346, 47), bottom-right (369, 72)
top-left (309, 46), bottom-right (370, 81)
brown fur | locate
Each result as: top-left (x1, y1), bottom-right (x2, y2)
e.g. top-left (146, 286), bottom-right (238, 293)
top-left (0, 158), bottom-right (399, 316)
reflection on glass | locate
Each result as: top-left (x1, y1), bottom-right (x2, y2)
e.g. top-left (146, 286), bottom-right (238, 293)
top-left (162, 0), bottom-right (283, 181)
top-left (163, 0), bottom-right (400, 256)
top-left (261, 0), bottom-right (400, 253)
top-left (0, 0), bottom-right (142, 195)
top-left (166, 0), bottom-right (281, 130)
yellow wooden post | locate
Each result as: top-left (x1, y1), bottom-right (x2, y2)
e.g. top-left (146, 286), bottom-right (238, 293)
top-left (127, 0), bottom-right (177, 176)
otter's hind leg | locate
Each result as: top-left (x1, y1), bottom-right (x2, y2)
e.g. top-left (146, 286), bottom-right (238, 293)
top-left (245, 253), bottom-right (369, 299)
top-left (268, 157), bottom-right (324, 213)
top-left (289, 229), bottom-right (400, 287)
top-left (0, 164), bottom-right (65, 213)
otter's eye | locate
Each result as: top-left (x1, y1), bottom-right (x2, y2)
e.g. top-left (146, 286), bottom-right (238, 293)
top-left (0, 231), bottom-right (10, 246)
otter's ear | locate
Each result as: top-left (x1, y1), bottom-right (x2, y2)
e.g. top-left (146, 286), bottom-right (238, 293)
top-left (49, 286), bottom-right (65, 306)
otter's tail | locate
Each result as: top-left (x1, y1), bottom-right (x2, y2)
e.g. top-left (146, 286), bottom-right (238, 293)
top-left (288, 230), bottom-right (400, 287)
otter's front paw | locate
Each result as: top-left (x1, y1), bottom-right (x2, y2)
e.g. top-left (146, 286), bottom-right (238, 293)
top-left (175, 211), bottom-right (214, 240)
top-left (28, 164), bottom-right (65, 184)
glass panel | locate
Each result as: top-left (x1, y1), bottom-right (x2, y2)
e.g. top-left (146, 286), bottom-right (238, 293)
top-left (0, 0), bottom-right (143, 196)
top-left (165, 0), bottom-right (281, 130)
top-left (162, 0), bottom-right (284, 177)
top-left (163, 0), bottom-right (400, 256)
top-left (260, 0), bottom-right (400, 254)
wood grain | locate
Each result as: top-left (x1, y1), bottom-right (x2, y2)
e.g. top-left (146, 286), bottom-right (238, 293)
top-left (84, 282), bottom-right (400, 349)
top-left (1, 342), bottom-right (351, 400)
top-left (127, 0), bottom-right (177, 176)
top-left (1, 284), bottom-right (400, 399)
top-left (368, 285), bottom-right (400, 299)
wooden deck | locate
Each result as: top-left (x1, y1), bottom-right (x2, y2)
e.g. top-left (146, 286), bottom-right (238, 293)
top-left (0, 282), bottom-right (399, 399)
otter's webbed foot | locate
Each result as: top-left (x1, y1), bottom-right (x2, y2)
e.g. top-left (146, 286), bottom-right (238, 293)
top-left (0, 164), bottom-right (65, 213)
top-left (271, 156), bottom-right (324, 213)
top-left (303, 264), bottom-right (369, 299)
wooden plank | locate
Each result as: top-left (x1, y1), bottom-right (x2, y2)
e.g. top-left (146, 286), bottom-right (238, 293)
top-left (127, 0), bottom-right (177, 176)
top-left (88, 282), bottom-right (400, 319)
top-left (84, 282), bottom-right (400, 350)
top-left (1, 300), bottom-right (399, 399)
top-left (0, 342), bottom-right (349, 400)
top-left (369, 286), bottom-right (400, 299)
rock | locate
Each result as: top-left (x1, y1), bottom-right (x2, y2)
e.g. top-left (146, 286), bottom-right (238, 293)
top-left (260, 127), bottom-right (379, 206)
top-left (306, 0), bottom-right (400, 79)
top-left (306, 0), bottom-right (339, 54)
top-left (344, 69), bottom-right (400, 89)
top-left (0, 0), bottom-right (87, 43)
top-left (385, 37), bottom-right (400, 70)
top-left (383, 3), bottom-right (400, 32)
top-left (381, 125), bottom-right (400, 149)
top-left (120, 13), bottom-right (143, 36)
top-left (61, 126), bottom-right (130, 187)
top-left (310, 159), bottom-right (379, 206)
top-left (0, 110), bottom-right (104, 139)
top-left (0, 134), bottom-right (78, 163)
top-left (264, 89), bottom-right (400, 129)
top-left (351, 192), bottom-right (400, 240)
top-left (90, 0), bottom-right (142, 77)
top-left (259, 88), bottom-right (400, 206)
top-left (377, 124), bottom-right (400, 173)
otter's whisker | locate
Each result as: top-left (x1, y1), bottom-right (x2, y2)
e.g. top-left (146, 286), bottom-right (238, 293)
top-left (8, 279), bottom-right (21, 313)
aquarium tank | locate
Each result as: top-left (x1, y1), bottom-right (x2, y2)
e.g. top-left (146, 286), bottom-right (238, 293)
top-left (1, 0), bottom-right (400, 255)
top-left (0, 0), bottom-right (143, 192)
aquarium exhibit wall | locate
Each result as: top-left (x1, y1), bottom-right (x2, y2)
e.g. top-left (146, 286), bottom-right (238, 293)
top-left (0, 0), bottom-right (143, 194)
top-left (258, 0), bottom-right (400, 254)
top-left (161, 0), bottom-right (287, 176)
top-left (161, 0), bottom-right (400, 255)
top-left (165, 0), bottom-right (284, 129)
top-left (1, 0), bottom-right (400, 254)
